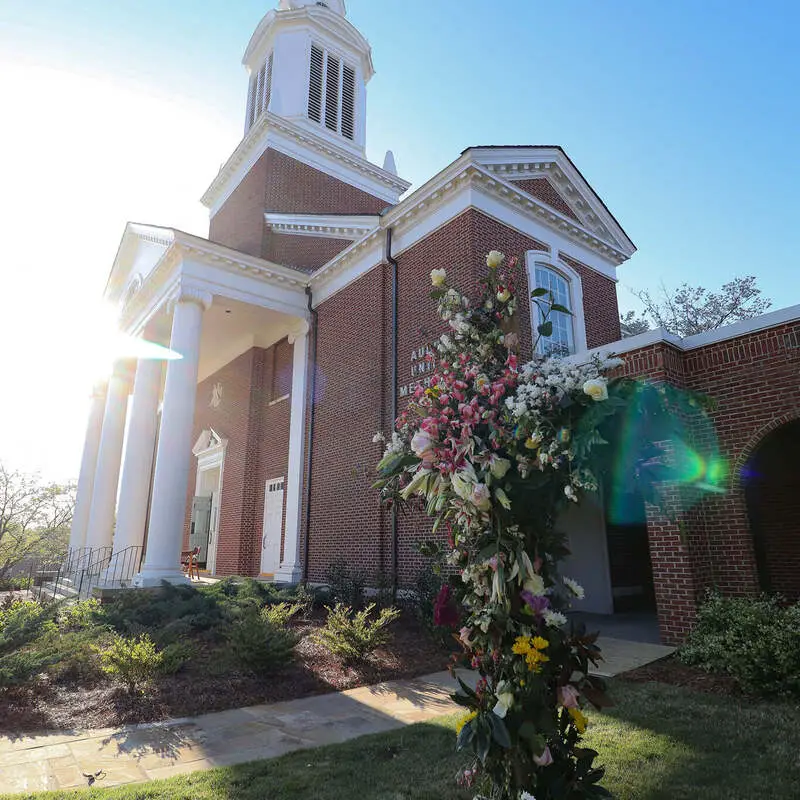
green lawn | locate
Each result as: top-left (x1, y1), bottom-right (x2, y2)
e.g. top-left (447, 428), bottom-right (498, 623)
top-left (3, 680), bottom-right (799, 800)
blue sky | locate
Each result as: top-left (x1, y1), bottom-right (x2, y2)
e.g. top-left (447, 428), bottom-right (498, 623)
top-left (0, 0), bottom-right (797, 477)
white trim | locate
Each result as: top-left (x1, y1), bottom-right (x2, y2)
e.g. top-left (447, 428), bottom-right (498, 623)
top-left (525, 252), bottom-right (588, 355)
top-left (201, 112), bottom-right (408, 215)
top-left (192, 429), bottom-right (227, 576)
top-left (580, 303), bottom-right (800, 361)
top-left (265, 212), bottom-right (379, 240)
top-left (260, 475), bottom-right (285, 575)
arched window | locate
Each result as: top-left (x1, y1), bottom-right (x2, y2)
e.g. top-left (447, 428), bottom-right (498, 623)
top-left (534, 265), bottom-right (574, 355)
top-left (525, 254), bottom-right (587, 356)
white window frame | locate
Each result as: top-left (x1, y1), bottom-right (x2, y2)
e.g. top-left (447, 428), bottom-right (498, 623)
top-left (525, 251), bottom-right (587, 355)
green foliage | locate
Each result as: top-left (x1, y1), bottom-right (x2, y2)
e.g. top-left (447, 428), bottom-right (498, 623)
top-left (158, 641), bottom-right (194, 676)
top-left (42, 627), bottom-right (113, 684)
top-left (227, 610), bottom-right (298, 674)
top-left (0, 575), bottom-right (32, 591)
top-left (59, 598), bottom-right (102, 631)
top-left (98, 633), bottom-right (164, 692)
top-left (312, 603), bottom-right (400, 666)
top-left (680, 592), bottom-right (800, 695)
top-left (325, 559), bottom-right (367, 608)
top-left (411, 562), bottom-right (451, 646)
top-left (261, 602), bottom-right (302, 627)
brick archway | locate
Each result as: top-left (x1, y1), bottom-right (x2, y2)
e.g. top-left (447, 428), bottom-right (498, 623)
top-left (740, 417), bottom-right (800, 599)
top-left (732, 412), bottom-right (800, 491)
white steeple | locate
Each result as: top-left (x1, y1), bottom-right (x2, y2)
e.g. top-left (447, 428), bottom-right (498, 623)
top-left (242, 0), bottom-right (371, 154)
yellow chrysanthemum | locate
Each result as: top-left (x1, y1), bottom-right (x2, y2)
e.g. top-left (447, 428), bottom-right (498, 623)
top-left (532, 636), bottom-right (549, 651)
top-left (512, 636), bottom-right (532, 655)
top-left (568, 707), bottom-right (588, 734)
top-left (456, 710), bottom-right (478, 735)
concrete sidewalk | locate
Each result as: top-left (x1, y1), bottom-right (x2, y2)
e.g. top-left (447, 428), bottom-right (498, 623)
top-left (0, 636), bottom-right (673, 795)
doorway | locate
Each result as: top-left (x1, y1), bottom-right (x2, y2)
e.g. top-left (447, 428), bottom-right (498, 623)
top-left (192, 429), bottom-right (227, 575)
top-left (260, 477), bottom-right (284, 576)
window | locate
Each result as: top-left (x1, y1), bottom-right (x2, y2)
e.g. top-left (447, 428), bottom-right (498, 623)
top-left (307, 43), bottom-right (356, 140)
top-left (246, 52), bottom-right (274, 132)
top-left (533, 265), bottom-right (575, 356)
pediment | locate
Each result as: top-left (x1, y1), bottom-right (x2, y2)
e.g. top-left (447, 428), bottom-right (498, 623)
top-left (193, 428), bottom-right (228, 457)
top-left (466, 146), bottom-right (635, 256)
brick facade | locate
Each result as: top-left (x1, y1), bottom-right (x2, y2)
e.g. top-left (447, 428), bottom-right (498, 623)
top-left (510, 178), bottom-right (581, 223)
top-left (208, 148), bottom-right (387, 260)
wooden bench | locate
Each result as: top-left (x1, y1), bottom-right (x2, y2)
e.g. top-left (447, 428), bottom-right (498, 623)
top-left (181, 547), bottom-right (200, 581)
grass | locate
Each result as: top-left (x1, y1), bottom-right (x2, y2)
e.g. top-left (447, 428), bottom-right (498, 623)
top-left (3, 680), bottom-right (799, 800)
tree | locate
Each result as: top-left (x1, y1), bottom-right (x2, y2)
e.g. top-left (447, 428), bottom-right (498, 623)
top-left (0, 465), bottom-right (75, 579)
top-left (620, 275), bottom-right (772, 338)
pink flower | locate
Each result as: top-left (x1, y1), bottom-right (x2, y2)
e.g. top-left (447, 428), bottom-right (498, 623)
top-left (433, 585), bottom-right (460, 628)
top-left (459, 626), bottom-right (474, 648)
top-left (533, 745), bottom-right (553, 767)
top-left (558, 684), bottom-right (580, 709)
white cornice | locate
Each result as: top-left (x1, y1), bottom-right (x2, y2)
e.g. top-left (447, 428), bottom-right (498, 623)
top-left (265, 212), bottom-right (379, 240)
top-left (243, 6), bottom-right (373, 78)
top-left (582, 303), bottom-right (800, 359)
top-left (467, 147), bottom-right (635, 257)
top-left (310, 156), bottom-right (632, 306)
top-left (201, 112), bottom-right (410, 215)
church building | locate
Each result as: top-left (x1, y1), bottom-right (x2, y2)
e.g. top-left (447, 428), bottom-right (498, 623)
top-left (68, 0), bottom-right (800, 645)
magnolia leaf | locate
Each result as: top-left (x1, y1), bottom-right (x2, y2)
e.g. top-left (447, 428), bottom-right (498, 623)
top-left (456, 720), bottom-right (475, 751)
top-left (531, 287), bottom-right (548, 297)
top-left (550, 303), bottom-right (573, 316)
top-left (537, 321), bottom-right (553, 338)
top-left (488, 714), bottom-right (512, 748)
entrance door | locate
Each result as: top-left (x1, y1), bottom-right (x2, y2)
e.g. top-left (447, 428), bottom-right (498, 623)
top-left (190, 496), bottom-right (213, 563)
top-left (260, 478), bottom-right (284, 575)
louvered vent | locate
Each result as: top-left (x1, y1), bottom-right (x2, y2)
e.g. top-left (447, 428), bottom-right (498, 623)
top-left (324, 54), bottom-right (340, 131)
top-left (308, 44), bottom-right (324, 123)
top-left (341, 64), bottom-right (355, 140)
top-left (255, 62), bottom-right (266, 121)
top-left (263, 51), bottom-right (274, 113)
top-left (246, 76), bottom-right (257, 131)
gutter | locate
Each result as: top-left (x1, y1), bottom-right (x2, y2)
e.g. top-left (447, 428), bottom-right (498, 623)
top-left (384, 225), bottom-right (400, 599)
top-left (302, 286), bottom-right (318, 582)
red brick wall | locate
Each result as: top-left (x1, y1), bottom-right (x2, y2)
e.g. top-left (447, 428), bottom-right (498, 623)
top-left (183, 343), bottom-right (292, 577)
top-left (209, 148), bottom-right (387, 260)
top-left (264, 233), bottom-right (352, 273)
top-left (510, 178), bottom-right (580, 223)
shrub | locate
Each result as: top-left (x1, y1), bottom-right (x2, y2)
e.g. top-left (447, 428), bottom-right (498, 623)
top-left (59, 598), bottom-right (102, 631)
top-left (680, 592), bottom-right (800, 695)
top-left (0, 575), bottom-right (32, 592)
top-left (312, 603), bottom-right (400, 665)
top-left (0, 600), bottom-right (58, 690)
top-left (261, 602), bottom-right (302, 627)
top-left (43, 627), bottom-right (112, 684)
top-left (158, 641), bottom-right (194, 675)
top-left (326, 559), bottom-right (367, 608)
top-left (227, 611), bottom-right (298, 674)
top-left (98, 633), bottom-right (164, 692)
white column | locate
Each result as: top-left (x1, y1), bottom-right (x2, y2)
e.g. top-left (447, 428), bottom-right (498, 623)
top-left (134, 289), bottom-right (210, 587)
top-left (84, 360), bottom-right (134, 551)
top-left (275, 320), bottom-right (310, 584)
top-left (102, 358), bottom-right (162, 582)
top-left (68, 381), bottom-right (108, 553)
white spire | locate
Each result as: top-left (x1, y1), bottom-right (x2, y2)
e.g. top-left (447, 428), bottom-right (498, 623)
top-left (383, 150), bottom-right (398, 175)
top-left (278, 0), bottom-right (346, 15)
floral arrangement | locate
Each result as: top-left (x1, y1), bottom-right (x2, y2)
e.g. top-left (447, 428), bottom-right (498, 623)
top-left (375, 251), bottom-right (661, 800)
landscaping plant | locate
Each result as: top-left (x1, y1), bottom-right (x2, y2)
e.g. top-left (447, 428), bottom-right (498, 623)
top-left (680, 591), bottom-right (800, 696)
top-left (98, 633), bottom-right (164, 693)
top-left (0, 599), bottom-right (57, 690)
top-left (313, 602), bottom-right (401, 666)
top-left (374, 251), bottom-right (700, 799)
top-left (227, 610), bottom-right (299, 674)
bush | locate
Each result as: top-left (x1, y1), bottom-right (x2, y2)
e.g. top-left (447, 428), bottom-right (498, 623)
top-left (326, 559), bottom-right (367, 608)
top-left (0, 575), bottom-right (32, 592)
top-left (261, 602), bottom-right (302, 627)
top-left (0, 600), bottom-right (58, 689)
top-left (98, 633), bottom-right (164, 692)
top-left (43, 627), bottom-right (112, 684)
top-left (227, 611), bottom-right (298, 674)
top-left (59, 598), bottom-right (102, 631)
top-left (158, 641), bottom-right (194, 675)
top-left (680, 592), bottom-right (800, 695)
top-left (312, 603), bottom-right (400, 665)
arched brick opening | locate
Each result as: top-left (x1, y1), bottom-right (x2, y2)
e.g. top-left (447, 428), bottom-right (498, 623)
top-left (742, 419), bottom-right (800, 599)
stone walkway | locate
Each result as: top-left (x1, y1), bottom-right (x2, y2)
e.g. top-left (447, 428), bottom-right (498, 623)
top-left (0, 637), bottom-right (674, 795)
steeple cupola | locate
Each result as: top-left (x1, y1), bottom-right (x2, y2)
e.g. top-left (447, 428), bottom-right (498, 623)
top-left (242, 0), bottom-right (371, 154)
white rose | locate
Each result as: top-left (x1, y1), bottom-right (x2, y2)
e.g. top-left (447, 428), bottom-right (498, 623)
top-left (430, 268), bottom-right (447, 287)
top-left (493, 690), bottom-right (515, 719)
top-left (564, 485), bottom-right (578, 502)
top-left (497, 288), bottom-right (511, 303)
top-left (410, 430), bottom-right (433, 458)
top-left (486, 250), bottom-right (505, 269)
top-left (490, 456), bottom-right (511, 479)
top-left (523, 574), bottom-right (545, 596)
top-left (583, 377), bottom-right (608, 402)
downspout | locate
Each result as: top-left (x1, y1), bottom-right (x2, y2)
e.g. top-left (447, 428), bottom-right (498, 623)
top-left (302, 285), bottom-right (318, 582)
top-left (385, 225), bottom-right (399, 599)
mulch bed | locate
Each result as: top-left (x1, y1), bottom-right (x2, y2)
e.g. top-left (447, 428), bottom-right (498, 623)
top-left (620, 655), bottom-right (743, 697)
top-left (0, 613), bottom-right (452, 734)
